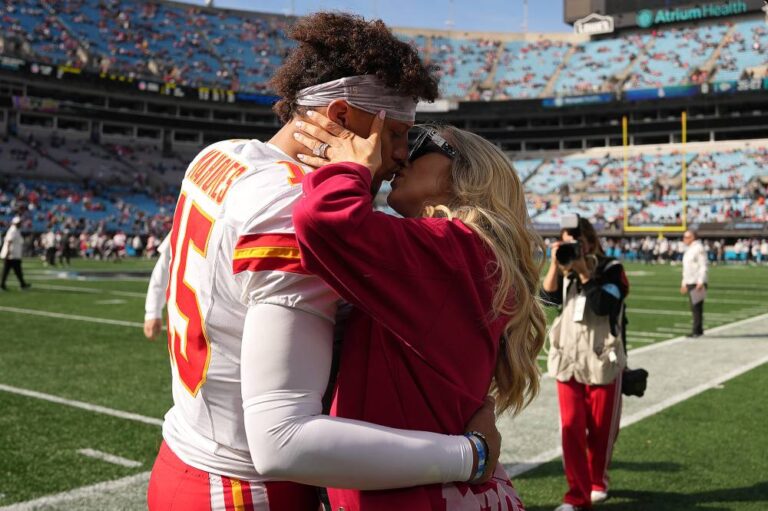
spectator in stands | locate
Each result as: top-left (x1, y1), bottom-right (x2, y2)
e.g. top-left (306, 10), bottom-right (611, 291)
top-left (681, 230), bottom-right (708, 338)
top-left (1, 216), bottom-right (31, 291)
top-left (543, 216), bottom-right (628, 511)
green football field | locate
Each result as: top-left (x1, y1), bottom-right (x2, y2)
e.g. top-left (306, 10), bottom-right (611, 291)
top-left (0, 258), bottom-right (766, 507)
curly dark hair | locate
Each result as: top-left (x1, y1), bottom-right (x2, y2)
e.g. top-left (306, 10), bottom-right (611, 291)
top-left (270, 12), bottom-right (439, 123)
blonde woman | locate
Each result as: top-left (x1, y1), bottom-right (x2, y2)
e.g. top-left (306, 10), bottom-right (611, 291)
top-left (292, 111), bottom-right (545, 510)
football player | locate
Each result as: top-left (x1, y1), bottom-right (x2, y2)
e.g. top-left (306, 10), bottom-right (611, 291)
top-left (148, 13), bottom-right (500, 511)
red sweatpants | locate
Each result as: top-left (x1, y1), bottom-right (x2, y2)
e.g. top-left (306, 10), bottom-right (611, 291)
top-left (557, 375), bottom-right (622, 508)
top-left (147, 441), bottom-right (320, 511)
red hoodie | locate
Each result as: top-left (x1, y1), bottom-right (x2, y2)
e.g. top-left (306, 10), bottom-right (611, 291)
top-left (293, 162), bottom-right (525, 511)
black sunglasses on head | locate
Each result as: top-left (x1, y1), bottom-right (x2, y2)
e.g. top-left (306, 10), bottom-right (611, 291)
top-left (408, 127), bottom-right (457, 162)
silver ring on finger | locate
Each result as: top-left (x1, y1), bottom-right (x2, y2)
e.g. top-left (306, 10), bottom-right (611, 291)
top-left (314, 142), bottom-right (330, 158)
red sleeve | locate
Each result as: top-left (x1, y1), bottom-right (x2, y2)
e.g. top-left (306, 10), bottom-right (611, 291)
top-left (293, 162), bottom-right (477, 341)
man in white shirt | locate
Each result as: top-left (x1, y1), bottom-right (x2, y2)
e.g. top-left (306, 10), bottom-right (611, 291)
top-left (680, 230), bottom-right (708, 337)
top-left (1, 216), bottom-right (31, 290)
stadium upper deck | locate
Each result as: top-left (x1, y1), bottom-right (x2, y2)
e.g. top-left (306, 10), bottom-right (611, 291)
top-left (1, 0), bottom-right (766, 101)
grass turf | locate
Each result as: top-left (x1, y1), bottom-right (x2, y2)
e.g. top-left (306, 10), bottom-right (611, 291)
top-left (515, 363), bottom-right (768, 511)
top-left (0, 258), bottom-right (766, 505)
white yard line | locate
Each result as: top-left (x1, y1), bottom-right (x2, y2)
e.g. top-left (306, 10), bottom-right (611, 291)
top-left (77, 449), bottom-right (142, 468)
top-left (631, 331), bottom-right (673, 338)
top-left (0, 306), bottom-right (158, 330)
top-left (30, 284), bottom-right (146, 298)
top-left (655, 326), bottom-right (691, 333)
top-left (0, 472), bottom-right (150, 511)
top-left (626, 338), bottom-right (656, 344)
top-left (628, 295), bottom-right (760, 305)
top-left (620, 353), bottom-right (768, 429)
top-left (629, 308), bottom-right (692, 316)
top-left (95, 299), bottom-right (128, 305)
top-left (632, 313), bottom-right (768, 356)
top-left (0, 384), bottom-right (163, 427)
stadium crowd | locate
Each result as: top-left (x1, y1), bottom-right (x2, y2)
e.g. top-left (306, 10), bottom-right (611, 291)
top-left (544, 236), bottom-right (768, 264)
top-left (2, 0), bottom-right (767, 99)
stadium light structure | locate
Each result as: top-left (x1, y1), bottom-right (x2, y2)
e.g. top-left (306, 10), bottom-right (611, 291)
top-left (622, 113), bottom-right (689, 234)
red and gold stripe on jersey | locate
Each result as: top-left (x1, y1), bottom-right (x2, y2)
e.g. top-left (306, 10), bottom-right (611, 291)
top-left (232, 233), bottom-right (308, 275)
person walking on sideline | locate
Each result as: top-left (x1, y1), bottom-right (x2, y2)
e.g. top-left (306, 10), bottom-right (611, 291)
top-left (681, 230), bottom-right (708, 337)
top-left (1, 216), bottom-right (31, 291)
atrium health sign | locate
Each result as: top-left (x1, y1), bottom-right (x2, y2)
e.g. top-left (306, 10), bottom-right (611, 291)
top-left (636, 0), bottom-right (749, 28)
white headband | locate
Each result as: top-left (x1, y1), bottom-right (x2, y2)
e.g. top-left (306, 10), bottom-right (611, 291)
top-left (295, 75), bottom-right (417, 123)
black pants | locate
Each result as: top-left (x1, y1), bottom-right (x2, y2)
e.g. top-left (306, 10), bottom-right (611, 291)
top-left (687, 284), bottom-right (706, 335)
top-left (1, 259), bottom-right (27, 288)
top-left (45, 247), bottom-right (56, 266)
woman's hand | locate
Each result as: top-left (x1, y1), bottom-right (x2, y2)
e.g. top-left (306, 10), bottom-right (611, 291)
top-left (292, 109), bottom-right (385, 177)
top-left (464, 396), bottom-right (501, 485)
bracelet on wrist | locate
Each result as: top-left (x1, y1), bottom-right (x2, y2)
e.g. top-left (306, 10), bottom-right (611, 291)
top-left (464, 431), bottom-right (488, 482)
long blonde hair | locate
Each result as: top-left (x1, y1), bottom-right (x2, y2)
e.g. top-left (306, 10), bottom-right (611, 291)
top-left (422, 125), bottom-right (546, 415)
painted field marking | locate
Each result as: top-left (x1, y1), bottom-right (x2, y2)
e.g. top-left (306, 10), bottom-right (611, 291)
top-left (631, 331), bottom-right (673, 338)
top-left (0, 384), bottom-right (163, 427)
top-left (95, 299), bottom-right (128, 305)
top-left (631, 313), bottom-right (768, 356)
top-left (655, 326), bottom-right (691, 333)
top-left (629, 284), bottom-right (768, 298)
top-left (31, 283), bottom-right (146, 298)
top-left (27, 275), bottom-right (149, 283)
top-left (630, 309), bottom-right (691, 316)
top-left (620, 353), bottom-right (768, 428)
top-left (626, 338), bottom-right (655, 344)
top-left (77, 449), bottom-right (142, 468)
top-left (0, 472), bottom-right (150, 511)
top-left (628, 295), bottom-right (760, 305)
top-left (0, 306), bottom-right (161, 330)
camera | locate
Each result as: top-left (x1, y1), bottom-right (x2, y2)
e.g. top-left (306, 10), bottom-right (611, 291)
top-left (556, 241), bottom-right (582, 266)
top-left (622, 368), bottom-right (649, 397)
top-left (556, 213), bottom-right (582, 265)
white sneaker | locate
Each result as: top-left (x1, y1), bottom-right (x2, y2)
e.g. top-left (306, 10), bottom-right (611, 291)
top-left (554, 504), bottom-right (581, 511)
top-left (591, 490), bottom-right (609, 504)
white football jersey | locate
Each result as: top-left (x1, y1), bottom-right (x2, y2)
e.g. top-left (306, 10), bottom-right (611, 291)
top-left (162, 139), bottom-right (339, 480)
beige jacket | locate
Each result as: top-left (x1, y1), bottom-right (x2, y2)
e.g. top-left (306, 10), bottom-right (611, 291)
top-left (547, 275), bottom-right (626, 385)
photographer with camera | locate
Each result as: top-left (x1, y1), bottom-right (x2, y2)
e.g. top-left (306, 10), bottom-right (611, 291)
top-left (543, 215), bottom-right (629, 511)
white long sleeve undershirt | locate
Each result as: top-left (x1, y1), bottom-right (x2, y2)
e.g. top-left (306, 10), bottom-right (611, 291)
top-left (144, 235), bottom-right (171, 321)
top-left (241, 303), bottom-right (474, 490)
